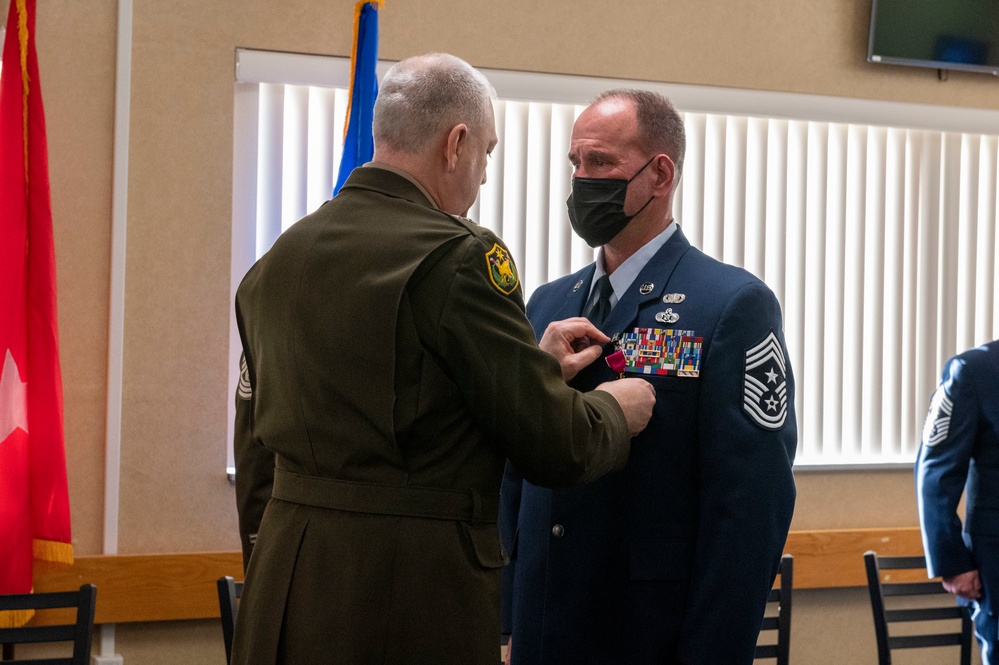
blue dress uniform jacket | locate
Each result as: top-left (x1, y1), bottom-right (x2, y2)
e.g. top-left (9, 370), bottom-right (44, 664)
top-left (231, 167), bottom-right (631, 665)
top-left (501, 225), bottom-right (797, 665)
top-left (916, 340), bottom-right (999, 655)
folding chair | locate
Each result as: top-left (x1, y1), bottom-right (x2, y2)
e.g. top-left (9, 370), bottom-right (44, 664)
top-left (0, 584), bottom-right (97, 665)
top-left (754, 553), bottom-right (793, 664)
top-left (216, 576), bottom-right (244, 665)
top-left (864, 550), bottom-right (973, 665)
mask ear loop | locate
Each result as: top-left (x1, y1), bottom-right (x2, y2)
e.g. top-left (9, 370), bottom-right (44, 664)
top-left (627, 193), bottom-right (655, 220)
top-left (623, 155), bottom-right (661, 219)
top-left (626, 155), bottom-right (659, 184)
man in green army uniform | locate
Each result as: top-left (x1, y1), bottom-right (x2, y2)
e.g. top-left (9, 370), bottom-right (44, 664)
top-left (230, 53), bottom-right (656, 665)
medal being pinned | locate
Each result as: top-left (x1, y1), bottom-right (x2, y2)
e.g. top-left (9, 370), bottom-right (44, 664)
top-left (605, 349), bottom-right (626, 379)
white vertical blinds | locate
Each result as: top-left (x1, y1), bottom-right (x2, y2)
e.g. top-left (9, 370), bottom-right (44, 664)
top-left (469, 101), bottom-right (596, 291)
top-left (231, 63), bottom-right (999, 466)
top-left (252, 83), bottom-right (351, 254)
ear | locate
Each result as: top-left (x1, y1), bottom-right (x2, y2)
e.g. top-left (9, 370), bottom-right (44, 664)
top-left (444, 124), bottom-right (469, 173)
top-left (652, 154), bottom-right (677, 196)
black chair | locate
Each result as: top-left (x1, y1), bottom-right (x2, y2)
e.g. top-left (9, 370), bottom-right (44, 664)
top-left (754, 553), bottom-right (793, 664)
top-left (0, 584), bottom-right (97, 665)
top-left (216, 576), bottom-right (244, 665)
top-left (864, 550), bottom-right (973, 665)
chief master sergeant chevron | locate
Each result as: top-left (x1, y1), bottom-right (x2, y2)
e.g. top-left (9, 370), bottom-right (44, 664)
top-left (501, 89), bottom-right (797, 665)
top-left (230, 53), bottom-right (656, 665)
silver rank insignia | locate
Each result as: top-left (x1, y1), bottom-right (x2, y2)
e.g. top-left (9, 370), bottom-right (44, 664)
top-left (663, 293), bottom-right (686, 304)
top-left (743, 331), bottom-right (787, 430)
top-left (655, 309), bottom-right (680, 324)
top-left (921, 386), bottom-right (953, 447)
top-left (573, 279), bottom-right (584, 292)
top-left (639, 282), bottom-right (654, 295)
top-left (237, 354), bottom-right (252, 400)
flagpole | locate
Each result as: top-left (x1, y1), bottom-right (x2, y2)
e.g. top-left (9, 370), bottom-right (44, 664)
top-left (332, 0), bottom-right (381, 195)
top-left (93, 0), bottom-right (132, 661)
top-left (104, 0), bottom-right (130, 563)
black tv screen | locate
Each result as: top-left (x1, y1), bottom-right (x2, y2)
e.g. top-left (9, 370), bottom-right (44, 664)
top-left (868, 0), bottom-right (999, 76)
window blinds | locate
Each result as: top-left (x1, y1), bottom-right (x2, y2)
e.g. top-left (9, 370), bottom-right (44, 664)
top-left (231, 53), bottom-right (999, 466)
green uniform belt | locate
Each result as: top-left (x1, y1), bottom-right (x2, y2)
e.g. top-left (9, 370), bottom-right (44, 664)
top-left (272, 468), bottom-right (500, 524)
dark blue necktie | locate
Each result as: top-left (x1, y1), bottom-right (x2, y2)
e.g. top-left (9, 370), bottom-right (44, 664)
top-left (585, 275), bottom-right (613, 326)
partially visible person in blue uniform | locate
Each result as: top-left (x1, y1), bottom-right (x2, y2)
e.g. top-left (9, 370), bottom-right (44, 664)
top-left (500, 89), bottom-right (798, 665)
top-left (916, 339), bottom-right (999, 664)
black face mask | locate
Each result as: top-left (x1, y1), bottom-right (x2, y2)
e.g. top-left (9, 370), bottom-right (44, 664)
top-left (566, 156), bottom-right (657, 247)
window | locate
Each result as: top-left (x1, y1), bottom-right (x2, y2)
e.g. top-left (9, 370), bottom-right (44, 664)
top-left (230, 49), bottom-right (999, 468)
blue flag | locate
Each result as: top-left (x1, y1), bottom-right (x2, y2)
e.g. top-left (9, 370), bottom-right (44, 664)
top-left (333, 0), bottom-right (381, 195)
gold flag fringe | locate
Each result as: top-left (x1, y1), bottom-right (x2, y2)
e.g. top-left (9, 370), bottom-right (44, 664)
top-left (16, 0), bottom-right (29, 178)
top-left (33, 538), bottom-right (74, 565)
top-left (0, 607), bottom-right (35, 629)
top-left (0, 541), bottom-right (72, 627)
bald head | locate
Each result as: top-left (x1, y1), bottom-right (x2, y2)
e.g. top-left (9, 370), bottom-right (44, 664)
top-left (592, 89), bottom-right (686, 177)
top-left (373, 53), bottom-right (496, 155)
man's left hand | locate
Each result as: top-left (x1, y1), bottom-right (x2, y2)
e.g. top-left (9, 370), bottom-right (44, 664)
top-left (539, 317), bottom-right (610, 380)
top-left (943, 569), bottom-right (982, 601)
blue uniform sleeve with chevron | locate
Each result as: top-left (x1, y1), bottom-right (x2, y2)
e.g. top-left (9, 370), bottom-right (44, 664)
top-left (915, 355), bottom-right (979, 579)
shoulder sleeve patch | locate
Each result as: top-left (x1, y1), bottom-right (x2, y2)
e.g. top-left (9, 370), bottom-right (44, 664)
top-left (237, 354), bottom-right (253, 400)
top-left (485, 243), bottom-right (520, 295)
top-left (743, 330), bottom-right (788, 431)
top-left (921, 386), bottom-right (953, 447)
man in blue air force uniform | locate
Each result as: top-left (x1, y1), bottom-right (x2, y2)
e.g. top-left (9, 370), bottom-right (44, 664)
top-left (916, 340), bottom-right (999, 664)
top-left (500, 89), bottom-right (797, 665)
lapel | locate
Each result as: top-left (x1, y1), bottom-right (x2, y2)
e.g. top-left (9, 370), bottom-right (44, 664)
top-left (598, 224), bottom-right (692, 336)
top-left (554, 264), bottom-right (598, 321)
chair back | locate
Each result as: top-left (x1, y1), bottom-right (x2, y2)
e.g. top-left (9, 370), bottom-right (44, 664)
top-left (0, 584), bottom-right (97, 665)
top-left (216, 576), bottom-right (244, 665)
top-left (754, 553), bottom-right (793, 665)
top-left (863, 551), bottom-right (973, 665)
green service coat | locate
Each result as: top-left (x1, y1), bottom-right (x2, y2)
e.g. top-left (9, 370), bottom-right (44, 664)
top-left (231, 166), bottom-right (630, 665)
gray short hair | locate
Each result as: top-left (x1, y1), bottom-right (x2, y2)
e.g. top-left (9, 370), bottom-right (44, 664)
top-left (594, 89), bottom-right (686, 176)
top-left (373, 53), bottom-right (496, 154)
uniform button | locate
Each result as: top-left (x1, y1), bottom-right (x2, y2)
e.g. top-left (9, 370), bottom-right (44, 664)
top-left (551, 524), bottom-right (564, 538)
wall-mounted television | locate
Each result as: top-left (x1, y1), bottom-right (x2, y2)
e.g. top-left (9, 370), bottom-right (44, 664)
top-left (868, 0), bottom-right (999, 76)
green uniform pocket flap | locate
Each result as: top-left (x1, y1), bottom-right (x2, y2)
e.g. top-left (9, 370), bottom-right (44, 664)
top-left (462, 523), bottom-right (509, 569)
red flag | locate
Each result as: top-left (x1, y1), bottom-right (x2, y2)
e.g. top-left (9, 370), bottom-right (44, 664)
top-left (0, 0), bottom-right (73, 628)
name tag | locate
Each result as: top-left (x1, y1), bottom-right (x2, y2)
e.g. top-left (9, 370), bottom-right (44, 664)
top-left (615, 328), bottom-right (703, 377)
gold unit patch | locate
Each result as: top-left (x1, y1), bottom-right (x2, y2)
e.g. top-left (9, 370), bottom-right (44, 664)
top-left (485, 243), bottom-right (519, 295)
